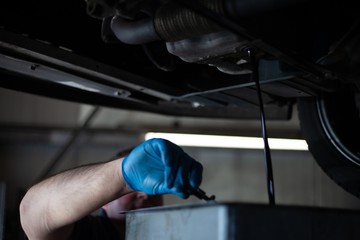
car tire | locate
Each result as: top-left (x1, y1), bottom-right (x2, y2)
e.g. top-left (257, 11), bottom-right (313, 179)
top-left (297, 90), bottom-right (360, 198)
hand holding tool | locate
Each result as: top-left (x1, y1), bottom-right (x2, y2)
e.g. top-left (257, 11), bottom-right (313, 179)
top-left (121, 138), bottom-right (203, 198)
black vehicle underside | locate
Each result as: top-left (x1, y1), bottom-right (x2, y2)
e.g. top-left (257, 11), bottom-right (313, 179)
top-left (0, 0), bottom-right (359, 120)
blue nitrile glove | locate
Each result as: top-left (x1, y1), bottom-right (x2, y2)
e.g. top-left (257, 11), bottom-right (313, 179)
top-left (121, 138), bottom-right (203, 198)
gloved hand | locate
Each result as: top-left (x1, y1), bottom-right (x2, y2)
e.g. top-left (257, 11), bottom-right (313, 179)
top-left (121, 138), bottom-right (203, 198)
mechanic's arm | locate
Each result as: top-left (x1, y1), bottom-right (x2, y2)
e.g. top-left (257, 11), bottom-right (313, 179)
top-left (20, 158), bottom-right (129, 240)
top-left (19, 138), bottom-right (203, 240)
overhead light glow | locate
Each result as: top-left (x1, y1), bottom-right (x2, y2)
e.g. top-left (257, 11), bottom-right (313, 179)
top-left (145, 132), bottom-right (308, 151)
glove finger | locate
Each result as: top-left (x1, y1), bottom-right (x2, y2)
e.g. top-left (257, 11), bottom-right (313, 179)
top-left (165, 165), bottom-right (176, 189)
top-left (179, 153), bottom-right (201, 188)
top-left (188, 161), bottom-right (203, 189)
top-left (146, 138), bottom-right (177, 189)
top-left (164, 179), bottom-right (188, 198)
top-left (145, 138), bottom-right (166, 162)
top-left (162, 140), bottom-right (186, 189)
top-left (166, 161), bottom-right (190, 198)
top-left (178, 164), bottom-right (191, 198)
top-left (173, 190), bottom-right (188, 199)
top-left (149, 138), bottom-right (198, 199)
top-left (163, 166), bottom-right (188, 198)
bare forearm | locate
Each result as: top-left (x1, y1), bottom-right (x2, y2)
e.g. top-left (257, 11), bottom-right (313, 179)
top-left (20, 158), bottom-right (131, 240)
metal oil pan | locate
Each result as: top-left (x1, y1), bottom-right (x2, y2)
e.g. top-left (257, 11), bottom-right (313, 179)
top-left (125, 202), bottom-right (360, 240)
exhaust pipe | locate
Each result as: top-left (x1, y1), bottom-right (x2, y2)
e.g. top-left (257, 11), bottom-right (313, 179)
top-left (110, 0), bottom-right (310, 44)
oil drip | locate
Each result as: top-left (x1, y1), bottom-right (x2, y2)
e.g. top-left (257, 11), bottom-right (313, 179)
top-left (247, 48), bottom-right (276, 206)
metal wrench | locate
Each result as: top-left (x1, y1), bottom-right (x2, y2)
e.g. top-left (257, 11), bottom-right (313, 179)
top-left (188, 187), bottom-right (217, 203)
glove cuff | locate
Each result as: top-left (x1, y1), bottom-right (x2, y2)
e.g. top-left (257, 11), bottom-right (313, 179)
top-left (121, 156), bottom-right (137, 191)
